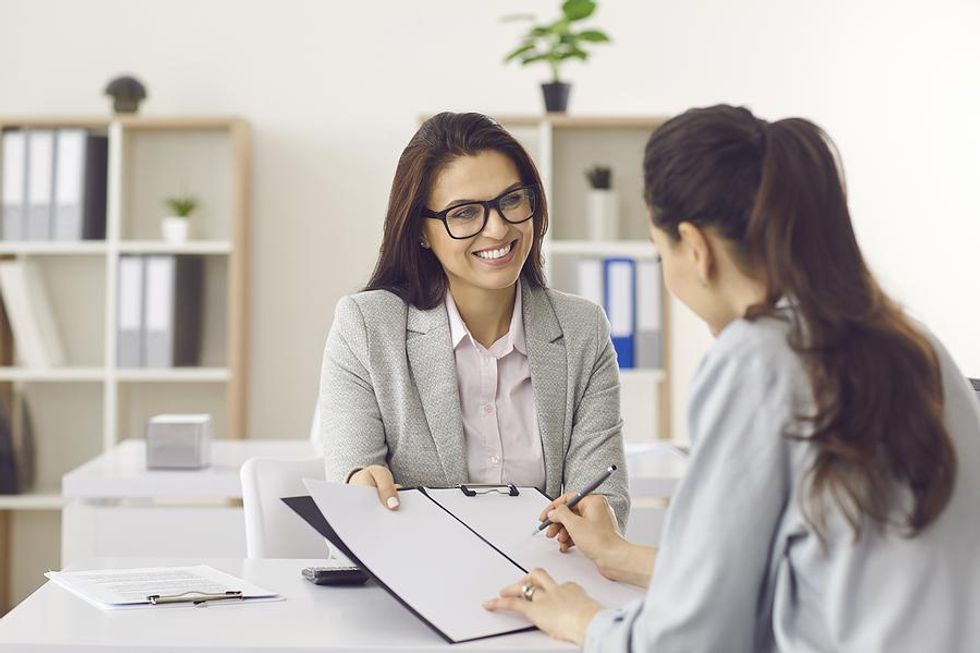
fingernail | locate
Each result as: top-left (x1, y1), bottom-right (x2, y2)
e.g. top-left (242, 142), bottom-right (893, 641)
top-left (387, 497), bottom-right (399, 509)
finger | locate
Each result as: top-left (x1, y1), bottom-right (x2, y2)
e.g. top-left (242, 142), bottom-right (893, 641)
top-left (545, 523), bottom-right (562, 539)
top-left (528, 568), bottom-right (557, 589)
top-left (483, 596), bottom-right (532, 614)
top-left (498, 579), bottom-right (530, 598)
top-left (557, 530), bottom-right (572, 545)
top-left (369, 467), bottom-right (399, 510)
top-left (347, 468), bottom-right (375, 486)
top-left (538, 492), bottom-right (576, 522)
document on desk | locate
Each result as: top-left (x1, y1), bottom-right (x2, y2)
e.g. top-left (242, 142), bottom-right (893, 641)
top-left (301, 480), bottom-right (644, 644)
top-left (45, 565), bottom-right (282, 610)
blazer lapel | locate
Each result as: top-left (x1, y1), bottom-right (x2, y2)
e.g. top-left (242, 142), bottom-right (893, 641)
top-left (522, 284), bottom-right (567, 498)
top-left (406, 302), bottom-right (468, 486)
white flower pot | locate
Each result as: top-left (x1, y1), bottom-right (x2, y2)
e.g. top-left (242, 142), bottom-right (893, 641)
top-left (587, 189), bottom-right (619, 241)
top-left (161, 216), bottom-right (190, 243)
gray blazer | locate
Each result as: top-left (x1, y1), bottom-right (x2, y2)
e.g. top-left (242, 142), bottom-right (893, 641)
top-left (316, 282), bottom-right (630, 527)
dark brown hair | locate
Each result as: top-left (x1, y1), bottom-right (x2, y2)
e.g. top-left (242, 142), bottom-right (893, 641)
top-left (643, 104), bottom-right (955, 538)
top-left (365, 112), bottom-right (548, 309)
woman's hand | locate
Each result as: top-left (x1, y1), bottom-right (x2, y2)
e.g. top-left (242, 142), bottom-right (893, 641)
top-left (542, 496), bottom-right (657, 587)
top-left (483, 568), bottom-right (603, 646)
top-left (347, 465), bottom-right (400, 510)
top-left (540, 493), bottom-right (621, 556)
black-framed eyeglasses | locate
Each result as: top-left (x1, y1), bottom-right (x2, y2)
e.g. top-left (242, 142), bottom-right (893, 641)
top-left (421, 185), bottom-right (538, 239)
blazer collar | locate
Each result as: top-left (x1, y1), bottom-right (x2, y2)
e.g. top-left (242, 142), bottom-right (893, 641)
top-left (406, 282), bottom-right (567, 496)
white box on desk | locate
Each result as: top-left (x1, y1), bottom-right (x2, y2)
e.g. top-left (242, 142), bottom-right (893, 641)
top-left (145, 414), bottom-right (212, 469)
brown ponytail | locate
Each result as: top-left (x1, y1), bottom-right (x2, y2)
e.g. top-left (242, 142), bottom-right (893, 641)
top-left (644, 105), bottom-right (955, 538)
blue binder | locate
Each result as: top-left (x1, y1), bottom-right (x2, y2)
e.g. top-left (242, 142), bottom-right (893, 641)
top-left (603, 258), bottom-right (636, 369)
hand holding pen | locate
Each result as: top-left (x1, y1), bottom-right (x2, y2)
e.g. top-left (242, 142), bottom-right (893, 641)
top-left (534, 465), bottom-right (619, 554)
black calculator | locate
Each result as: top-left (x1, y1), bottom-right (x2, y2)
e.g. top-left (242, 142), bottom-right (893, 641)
top-left (301, 563), bottom-right (369, 586)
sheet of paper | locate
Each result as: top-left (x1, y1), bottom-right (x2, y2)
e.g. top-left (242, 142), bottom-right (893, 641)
top-left (424, 488), bottom-right (645, 609)
top-left (45, 565), bottom-right (281, 610)
top-left (304, 479), bottom-right (533, 643)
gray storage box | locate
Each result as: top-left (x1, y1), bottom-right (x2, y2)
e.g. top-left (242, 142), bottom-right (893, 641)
top-left (145, 414), bottom-right (212, 469)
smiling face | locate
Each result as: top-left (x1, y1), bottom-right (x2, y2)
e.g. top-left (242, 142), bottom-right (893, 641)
top-left (422, 150), bottom-right (534, 298)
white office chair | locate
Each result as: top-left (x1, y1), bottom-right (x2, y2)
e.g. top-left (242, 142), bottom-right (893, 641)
top-left (240, 456), bottom-right (332, 559)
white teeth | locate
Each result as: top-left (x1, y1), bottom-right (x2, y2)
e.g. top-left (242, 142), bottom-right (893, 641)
top-left (474, 242), bottom-right (514, 260)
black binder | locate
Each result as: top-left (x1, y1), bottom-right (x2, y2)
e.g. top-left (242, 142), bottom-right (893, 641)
top-left (282, 484), bottom-right (542, 644)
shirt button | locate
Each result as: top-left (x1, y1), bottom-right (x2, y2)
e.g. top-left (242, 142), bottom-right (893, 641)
top-left (489, 456), bottom-right (500, 464)
top-left (483, 404), bottom-right (495, 415)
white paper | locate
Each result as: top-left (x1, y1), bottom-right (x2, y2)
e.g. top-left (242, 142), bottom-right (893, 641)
top-left (45, 565), bottom-right (281, 610)
top-left (304, 479), bottom-right (532, 643)
top-left (424, 488), bottom-right (645, 609)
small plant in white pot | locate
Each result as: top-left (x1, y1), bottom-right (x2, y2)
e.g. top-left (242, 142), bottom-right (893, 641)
top-left (161, 195), bottom-right (197, 243)
top-left (585, 165), bottom-right (618, 240)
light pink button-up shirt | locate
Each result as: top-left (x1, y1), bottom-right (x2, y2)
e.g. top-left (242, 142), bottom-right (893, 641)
top-left (445, 283), bottom-right (546, 488)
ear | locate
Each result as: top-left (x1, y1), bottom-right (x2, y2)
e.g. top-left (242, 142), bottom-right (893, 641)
top-left (677, 222), bottom-right (714, 286)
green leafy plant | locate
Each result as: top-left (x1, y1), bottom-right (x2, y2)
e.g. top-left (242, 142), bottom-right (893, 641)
top-left (503, 0), bottom-right (611, 83)
top-left (164, 195), bottom-right (198, 219)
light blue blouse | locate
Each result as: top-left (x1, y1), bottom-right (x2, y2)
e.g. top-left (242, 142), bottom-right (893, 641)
top-left (586, 310), bottom-right (980, 652)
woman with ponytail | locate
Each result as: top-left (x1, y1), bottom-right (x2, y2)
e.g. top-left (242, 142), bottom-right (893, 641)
top-left (484, 105), bottom-right (980, 651)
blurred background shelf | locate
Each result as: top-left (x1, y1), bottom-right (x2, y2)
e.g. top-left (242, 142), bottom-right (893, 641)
top-left (0, 114), bottom-right (250, 611)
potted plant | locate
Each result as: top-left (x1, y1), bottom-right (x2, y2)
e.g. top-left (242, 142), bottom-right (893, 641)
top-left (161, 195), bottom-right (197, 243)
top-left (585, 165), bottom-right (618, 240)
top-left (503, 0), bottom-right (611, 113)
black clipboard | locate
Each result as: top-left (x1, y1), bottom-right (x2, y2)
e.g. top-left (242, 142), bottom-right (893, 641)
top-left (282, 486), bottom-right (549, 644)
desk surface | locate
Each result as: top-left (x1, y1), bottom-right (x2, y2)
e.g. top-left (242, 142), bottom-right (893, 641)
top-left (0, 557), bottom-right (575, 653)
top-left (61, 439), bottom-right (687, 501)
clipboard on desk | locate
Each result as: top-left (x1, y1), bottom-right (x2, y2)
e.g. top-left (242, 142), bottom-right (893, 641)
top-left (284, 481), bottom-right (644, 644)
top-left (44, 565), bottom-right (282, 610)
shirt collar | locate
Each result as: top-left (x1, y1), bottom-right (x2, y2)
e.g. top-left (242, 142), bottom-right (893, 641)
top-left (445, 281), bottom-right (526, 356)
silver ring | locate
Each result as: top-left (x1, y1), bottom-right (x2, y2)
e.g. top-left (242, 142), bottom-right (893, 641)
top-left (521, 583), bottom-right (537, 602)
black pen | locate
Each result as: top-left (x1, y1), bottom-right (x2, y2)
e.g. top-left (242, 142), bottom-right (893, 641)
top-left (533, 465), bottom-right (617, 535)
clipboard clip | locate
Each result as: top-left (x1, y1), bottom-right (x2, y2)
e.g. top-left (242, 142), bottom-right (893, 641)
top-left (147, 590), bottom-right (244, 606)
top-left (458, 483), bottom-right (519, 497)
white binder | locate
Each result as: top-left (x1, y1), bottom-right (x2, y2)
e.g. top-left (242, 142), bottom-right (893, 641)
top-left (117, 256), bottom-right (145, 368)
top-left (26, 129), bottom-right (55, 241)
top-left (53, 129), bottom-right (86, 241)
top-left (635, 258), bottom-right (662, 369)
top-left (144, 255), bottom-right (176, 368)
top-left (1, 130), bottom-right (26, 240)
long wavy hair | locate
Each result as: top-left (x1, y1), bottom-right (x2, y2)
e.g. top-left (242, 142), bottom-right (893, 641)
top-left (365, 112), bottom-right (548, 309)
top-left (643, 104), bottom-right (955, 538)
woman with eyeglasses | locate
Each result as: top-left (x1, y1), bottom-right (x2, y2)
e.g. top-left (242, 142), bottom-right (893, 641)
top-left (483, 105), bottom-right (980, 651)
top-left (315, 112), bottom-right (630, 531)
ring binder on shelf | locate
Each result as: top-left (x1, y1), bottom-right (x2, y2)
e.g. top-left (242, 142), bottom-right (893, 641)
top-left (458, 483), bottom-right (520, 497)
top-left (147, 590), bottom-right (244, 606)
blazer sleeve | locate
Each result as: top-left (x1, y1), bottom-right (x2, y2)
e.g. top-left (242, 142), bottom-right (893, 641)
top-left (584, 340), bottom-right (795, 653)
top-left (316, 296), bottom-right (388, 481)
top-left (562, 304), bottom-right (631, 529)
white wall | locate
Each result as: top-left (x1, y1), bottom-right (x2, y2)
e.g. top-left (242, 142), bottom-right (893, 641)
top-left (1, 0), bottom-right (977, 441)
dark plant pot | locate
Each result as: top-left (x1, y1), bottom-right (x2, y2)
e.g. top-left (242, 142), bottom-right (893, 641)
top-left (541, 81), bottom-right (571, 113)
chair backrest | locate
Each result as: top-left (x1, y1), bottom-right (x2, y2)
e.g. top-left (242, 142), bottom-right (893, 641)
top-left (240, 456), bottom-right (331, 559)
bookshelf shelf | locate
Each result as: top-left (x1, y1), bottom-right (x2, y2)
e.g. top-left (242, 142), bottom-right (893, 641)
top-left (620, 369), bottom-right (666, 383)
top-left (0, 367), bottom-right (105, 382)
top-left (115, 368), bottom-right (231, 383)
top-left (0, 492), bottom-right (65, 511)
top-left (117, 240), bottom-right (232, 255)
top-left (0, 115), bottom-right (250, 611)
top-left (497, 115), bottom-right (672, 440)
top-left (0, 242), bottom-right (108, 256)
top-left (548, 239), bottom-right (657, 259)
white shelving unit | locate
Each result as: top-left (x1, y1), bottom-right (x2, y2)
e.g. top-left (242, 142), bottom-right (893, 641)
top-left (497, 115), bottom-right (671, 442)
top-left (0, 115), bottom-right (250, 612)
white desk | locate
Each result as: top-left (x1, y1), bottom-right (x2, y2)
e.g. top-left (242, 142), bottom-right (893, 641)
top-left (0, 557), bottom-right (575, 652)
top-left (61, 440), bottom-right (686, 563)
top-left (61, 440), bottom-right (316, 564)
